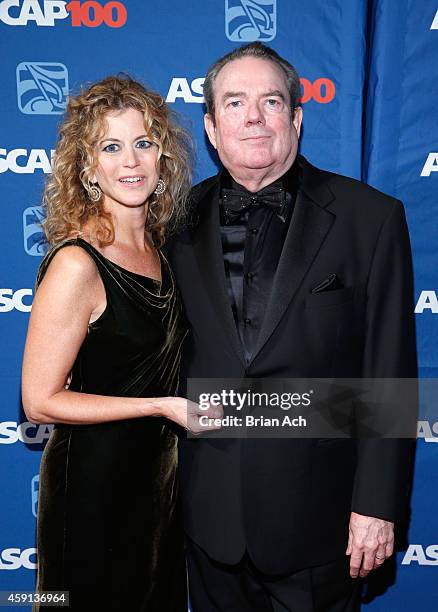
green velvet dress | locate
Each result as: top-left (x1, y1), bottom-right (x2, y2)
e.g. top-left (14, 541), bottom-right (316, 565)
top-left (34, 238), bottom-right (188, 611)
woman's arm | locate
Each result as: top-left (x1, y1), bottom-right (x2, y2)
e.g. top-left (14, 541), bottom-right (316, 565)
top-left (21, 246), bottom-right (187, 427)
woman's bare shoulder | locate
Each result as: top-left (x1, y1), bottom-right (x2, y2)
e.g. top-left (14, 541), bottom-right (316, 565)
top-left (39, 244), bottom-right (101, 289)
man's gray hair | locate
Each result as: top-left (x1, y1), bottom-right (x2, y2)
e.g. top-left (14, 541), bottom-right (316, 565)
top-left (203, 42), bottom-right (301, 118)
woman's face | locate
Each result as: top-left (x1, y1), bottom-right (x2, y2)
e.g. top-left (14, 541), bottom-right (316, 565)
top-left (92, 107), bottom-right (160, 210)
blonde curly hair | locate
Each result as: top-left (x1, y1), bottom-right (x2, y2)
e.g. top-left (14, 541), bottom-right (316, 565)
top-left (43, 74), bottom-right (193, 246)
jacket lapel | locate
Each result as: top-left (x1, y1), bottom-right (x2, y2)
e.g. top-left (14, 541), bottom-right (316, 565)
top-left (249, 157), bottom-right (336, 365)
top-left (191, 174), bottom-right (246, 365)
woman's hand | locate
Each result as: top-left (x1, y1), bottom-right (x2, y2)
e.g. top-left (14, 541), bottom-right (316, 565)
top-left (161, 397), bottom-right (223, 434)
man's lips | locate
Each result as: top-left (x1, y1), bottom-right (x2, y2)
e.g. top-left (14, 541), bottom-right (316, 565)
top-left (241, 135), bottom-right (271, 141)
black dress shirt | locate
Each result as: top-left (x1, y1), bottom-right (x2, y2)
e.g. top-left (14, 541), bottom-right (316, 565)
top-left (220, 161), bottom-right (301, 363)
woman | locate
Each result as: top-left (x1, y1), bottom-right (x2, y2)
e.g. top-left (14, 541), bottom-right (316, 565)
top-left (21, 75), bottom-right (212, 611)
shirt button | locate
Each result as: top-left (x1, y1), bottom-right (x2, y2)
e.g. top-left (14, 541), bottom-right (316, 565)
top-left (244, 318), bottom-right (252, 326)
top-left (247, 272), bottom-right (255, 281)
top-left (250, 228), bottom-right (259, 235)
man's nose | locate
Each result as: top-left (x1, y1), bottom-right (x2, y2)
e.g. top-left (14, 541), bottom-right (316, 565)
top-left (245, 101), bottom-right (265, 126)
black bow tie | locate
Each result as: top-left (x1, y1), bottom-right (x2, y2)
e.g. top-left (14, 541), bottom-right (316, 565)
top-left (221, 182), bottom-right (287, 224)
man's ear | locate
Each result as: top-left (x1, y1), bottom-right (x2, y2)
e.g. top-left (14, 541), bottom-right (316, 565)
top-left (293, 106), bottom-right (303, 138)
top-left (204, 113), bottom-right (217, 149)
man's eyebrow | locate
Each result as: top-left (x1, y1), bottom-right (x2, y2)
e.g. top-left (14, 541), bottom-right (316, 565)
top-left (263, 90), bottom-right (286, 100)
top-left (222, 91), bottom-right (247, 102)
top-left (221, 90), bottom-right (287, 103)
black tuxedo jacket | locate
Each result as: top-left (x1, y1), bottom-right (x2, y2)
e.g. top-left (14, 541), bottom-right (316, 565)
top-left (166, 155), bottom-right (417, 575)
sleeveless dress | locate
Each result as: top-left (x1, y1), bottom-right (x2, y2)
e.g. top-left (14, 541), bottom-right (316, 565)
top-left (34, 238), bottom-right (188, 612)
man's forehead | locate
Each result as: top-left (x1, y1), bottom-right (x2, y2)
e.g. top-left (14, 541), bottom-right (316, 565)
top-left (214, 57), bottom-right (288, 93)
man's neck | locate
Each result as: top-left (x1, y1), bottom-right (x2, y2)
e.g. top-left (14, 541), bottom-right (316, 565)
top-left (227, 159), bottom-right (296, 193)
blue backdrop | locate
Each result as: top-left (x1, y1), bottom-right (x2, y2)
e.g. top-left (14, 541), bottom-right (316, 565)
top-left (1, 0), bottom-right (437, 609)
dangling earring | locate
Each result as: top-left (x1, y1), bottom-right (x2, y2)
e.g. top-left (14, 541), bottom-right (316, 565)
top-left (88, 184), bottom-right (102, 202)
top-left (154, 178), bottom-right (166, 196)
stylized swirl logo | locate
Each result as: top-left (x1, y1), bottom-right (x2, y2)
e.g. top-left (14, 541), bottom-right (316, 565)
top-left (16, 62), bottom-right (69, 115)
top-left (225, 0), bottom-right (276, 42)
top-left (31, 475), bottom-right (39, 518)
top-left (23, 206), bottom-right (47, 256)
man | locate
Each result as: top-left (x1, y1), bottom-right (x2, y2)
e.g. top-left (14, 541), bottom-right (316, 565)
top-left (167, 42), bottom-right (417, 611)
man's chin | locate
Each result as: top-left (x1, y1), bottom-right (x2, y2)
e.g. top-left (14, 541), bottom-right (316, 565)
top-left (218, 153), bottom-right (288, 177)
top-left (241, 157), bottom-right (277, 171)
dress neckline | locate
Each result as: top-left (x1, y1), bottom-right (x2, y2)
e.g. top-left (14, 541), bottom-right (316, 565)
top-left (75, 237), bottom-right (163, 285)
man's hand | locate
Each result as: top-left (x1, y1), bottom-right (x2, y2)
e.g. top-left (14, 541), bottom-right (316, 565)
top-left (346, 512), bottom-right (394, 578)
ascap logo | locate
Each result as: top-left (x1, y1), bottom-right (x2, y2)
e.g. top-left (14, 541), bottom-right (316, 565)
top-left (420, 153), bottom-right (438, 176)
top-left (17, 62), bottom-right (68, 115)
top-left (225, 0), bottom-right (276, 42)
top-left (166, 77), bottom-right (336, 105)
top-left (0, 0), bottom-right (67, 24)
top-left (0, 289), bottom-right (33, 312)
top-left (415, 291), bottom-right (438, 314)
top-left (401, 544), bottom-right (438, 566)
top-left (418, 421), bottom-right (438, 443)
top-left (0, 421), bottom-right (53, 444)
top-left (0, 0), bottom-right (127, 27)
top-left (0, 148), bottom-right (53, 173)
top-left (0, 548), bottom-right (37, 570)
top-left (166, 78), bottom-right (205, 104)
top-left (431, 9), bottom-right (438, 29)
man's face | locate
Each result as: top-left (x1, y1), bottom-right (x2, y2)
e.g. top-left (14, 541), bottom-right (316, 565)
top-left (204, 56), bottom-right (302, 183)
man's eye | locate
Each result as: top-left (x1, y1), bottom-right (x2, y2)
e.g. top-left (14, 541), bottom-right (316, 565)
top-left (229, 101), bottom-right (241, 108)
top-left (267, 99), bottom-right (280, 107)
top-left (103, 143), bottom-right (119, 153)
top-left (136, 139), bottom-right (152, 149)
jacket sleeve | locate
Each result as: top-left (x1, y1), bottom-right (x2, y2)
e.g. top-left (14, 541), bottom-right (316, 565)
top-left (351, 199), bottom-right (417, 522)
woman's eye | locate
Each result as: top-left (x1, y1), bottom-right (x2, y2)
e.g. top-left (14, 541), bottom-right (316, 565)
top-left (103, 143), bottom-right (119, 153)
top-left (136, 139), bottom-right (152, 149)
